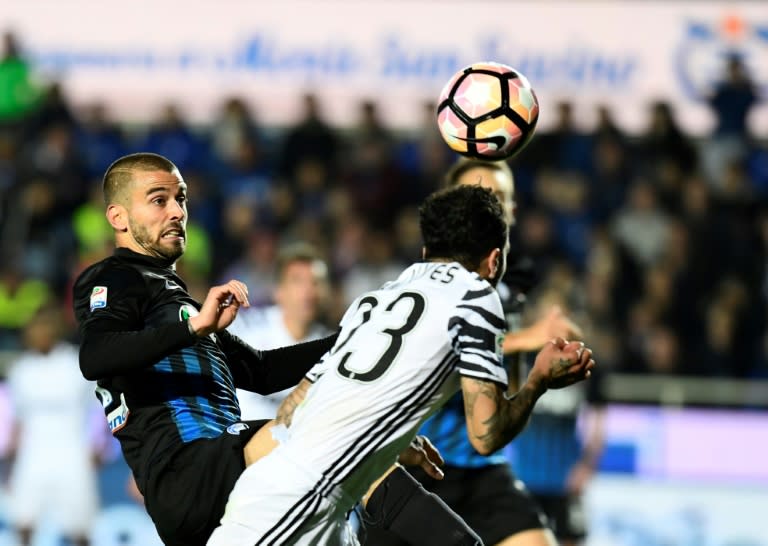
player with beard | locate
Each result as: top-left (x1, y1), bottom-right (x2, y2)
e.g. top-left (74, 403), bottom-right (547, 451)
top-left (73, 153), bottom-right (492, 546)
top-left (208, 184), bottom-right (594, 545)
top-left (364, 159), bottom-right (586, 546)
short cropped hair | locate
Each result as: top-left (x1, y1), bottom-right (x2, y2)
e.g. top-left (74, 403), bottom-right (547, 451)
top-left (275, 242), bottom-right (327, 282)
top-left (419, 185), bottom-right (507, 271)
top-left (102, 152), bottom-right (178, 206)
top-left (444, 158), bottom-right (513, 188)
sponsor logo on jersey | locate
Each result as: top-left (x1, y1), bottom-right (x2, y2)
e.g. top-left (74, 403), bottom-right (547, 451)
top-left (227, 422), bottom-right (250, 435)
top-left (496, 332), bottom-right (505, 360)
top-left (180, 304), bottom-right (217, 341)
top-left (106, 393), bottom-right (130, 433)
top-left (95, 385), bottom-right (113, 407)
top-left (179, 304), bottom-right (199, 321)
top-left (90, 286), bottom-right (108, 311)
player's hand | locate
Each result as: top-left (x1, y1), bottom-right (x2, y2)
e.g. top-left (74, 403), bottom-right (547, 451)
top-left (398, 435), bottom-right (445, 480)
top-left (530, 338), bottom-right (594, 390)
top-left (540, 305), bottom-right (583, 341)
top-left (189, 280), bottom-right (250, 336)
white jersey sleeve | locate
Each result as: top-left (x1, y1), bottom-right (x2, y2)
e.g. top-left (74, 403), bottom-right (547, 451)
top-left (304, 294), bottom-right (367, 383)
top-left (448, 283), bottom-right (508, 387)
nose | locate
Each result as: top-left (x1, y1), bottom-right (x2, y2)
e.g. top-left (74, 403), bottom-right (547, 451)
top-left (169, 199), bottom-right (186, 221)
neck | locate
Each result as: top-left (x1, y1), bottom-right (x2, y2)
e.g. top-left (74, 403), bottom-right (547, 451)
top-left (115, 245), bottom-right (177, 268)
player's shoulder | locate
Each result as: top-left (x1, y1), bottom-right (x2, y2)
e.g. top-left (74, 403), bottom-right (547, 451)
top-left (447, 269), bottom-right (505, 328)
top-left (74, 255), bottom-right (144, 297)
top-left (72, 256), bottom-right (148, 320)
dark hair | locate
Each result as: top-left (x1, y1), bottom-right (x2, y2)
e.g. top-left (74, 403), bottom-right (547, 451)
top-left (102, 152), bottom-right (178, 206)
top-left (419, 185), bottom-right (507, 271)
top-left (275, 242), bottom-right (326, 282)
top-left (444, 158), bottom-right (513, 188)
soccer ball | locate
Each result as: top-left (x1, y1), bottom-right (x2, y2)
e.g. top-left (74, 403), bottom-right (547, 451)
top-left (436, 62), bottom-right (539, 160)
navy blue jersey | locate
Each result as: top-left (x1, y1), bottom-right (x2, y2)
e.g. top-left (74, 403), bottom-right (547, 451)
top-left (510, 363), bottom-right (604, 494)
top-left (507, 393), bottom-right (583, 493)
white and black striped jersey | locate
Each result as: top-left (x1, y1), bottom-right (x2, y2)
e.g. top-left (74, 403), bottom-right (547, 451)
top-left (283, 261), bottom-right (508, 504)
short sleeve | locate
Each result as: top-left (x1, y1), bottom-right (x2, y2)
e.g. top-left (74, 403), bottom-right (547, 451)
top-left (448, 283), bottom-right (508, 387)
top-left (303, 294), bottom-right (369, 383)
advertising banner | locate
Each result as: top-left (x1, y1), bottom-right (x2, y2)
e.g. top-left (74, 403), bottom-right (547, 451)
top-left (4, 1), bottom-right (767, 135)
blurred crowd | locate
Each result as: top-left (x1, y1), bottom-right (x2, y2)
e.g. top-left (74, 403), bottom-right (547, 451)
top-left (0, 31), bottom-right (767, 381)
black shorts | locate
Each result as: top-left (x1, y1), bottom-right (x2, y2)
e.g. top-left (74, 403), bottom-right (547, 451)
top-left (363, 464), bottom-right (547, 546)
top-left (143, 419), bottom-right (270, 546)
top-left (533, 493), bottom-right (587, 541)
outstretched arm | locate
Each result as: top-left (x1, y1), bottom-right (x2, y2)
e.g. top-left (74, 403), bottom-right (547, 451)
top-left (461, 374), bottom-right (545, 455)
top-left (462, 338), bottom-right (594, 455)
top-left (274, 378), bottom-right (313, 427)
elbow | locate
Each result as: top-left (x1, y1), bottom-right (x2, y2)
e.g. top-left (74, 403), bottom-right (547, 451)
top-left (468, 435), bottom-right (499, 457)
top-left (79, 361), bottom-right (100, 381)
top-left (78, 348), bottom-right (102, 381)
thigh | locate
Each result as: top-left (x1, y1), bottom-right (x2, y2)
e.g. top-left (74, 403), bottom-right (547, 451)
top-left (465, 465), bottom-right (547, 545)
top-left (535, 494), bottom-right (587, 541)
top-left (360, 524), bottom-right (409, 546)
top-left (437, 465), bottom-right (549, 546)
top-left (146, 420), bottom-right (269, 546)
top-left (366, 465), bottom-right (549, 546)
top-left (212, 450), bottom-right (338, 546)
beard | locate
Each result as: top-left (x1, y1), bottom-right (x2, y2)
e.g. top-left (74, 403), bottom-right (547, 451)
top-left (129, 217), bottom-right (185, 262)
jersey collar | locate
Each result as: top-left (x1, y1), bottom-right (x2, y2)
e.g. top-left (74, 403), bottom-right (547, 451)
top-left (114, 247), bottom-right (177, 270)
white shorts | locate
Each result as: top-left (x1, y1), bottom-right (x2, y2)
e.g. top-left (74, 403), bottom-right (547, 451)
top-left (207, 444), bottom-right (359, 546)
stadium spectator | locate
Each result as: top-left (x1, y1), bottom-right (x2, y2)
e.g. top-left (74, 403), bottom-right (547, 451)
top-left (277, 93), bottom-right (340, 180)
top-left (0, 31), bottom-right (41, 127)
top-left (228, 242), bottom-right (332, 420)
top-left (76, 102), bottom-right (128, 179)
top-left (6, 304), bottom-right (100, 546)
top-left (135, 103), bottom-right (207, 172)
top-left (708, 54), bottom-right (758, 140)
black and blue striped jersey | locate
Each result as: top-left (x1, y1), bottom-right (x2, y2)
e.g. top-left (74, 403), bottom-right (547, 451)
top-left (73, 248), bottom-right (335, 494)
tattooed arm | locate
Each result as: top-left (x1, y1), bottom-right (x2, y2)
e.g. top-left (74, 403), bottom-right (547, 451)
top-left (461, 337), bottom-right (594, 455)
top-left (275, 378), bottom-right (313, 427)
top-left (460, 374), bottom-right (545, 455)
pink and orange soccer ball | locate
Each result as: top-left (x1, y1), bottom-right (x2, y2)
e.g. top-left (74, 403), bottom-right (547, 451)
top-left (437, 62), bottom-right (539, 160)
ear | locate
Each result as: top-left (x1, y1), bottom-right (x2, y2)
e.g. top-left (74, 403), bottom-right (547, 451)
top-left (481, 248), bottom-right (502, 280)
top-left (106, 204), bottom-right (128, 232)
